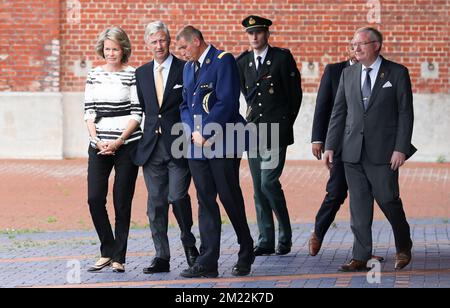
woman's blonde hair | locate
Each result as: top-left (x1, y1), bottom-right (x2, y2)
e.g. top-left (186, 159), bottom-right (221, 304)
top-left (96, 26), bottom-right (132, 64)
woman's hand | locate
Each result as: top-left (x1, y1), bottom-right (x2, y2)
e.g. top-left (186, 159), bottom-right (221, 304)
top-left (97, 141), bottom-right (118, 156)
top-left (97, 138), bottom-right (125, 156)
top-left (96, 141), bottom-right (108, 152)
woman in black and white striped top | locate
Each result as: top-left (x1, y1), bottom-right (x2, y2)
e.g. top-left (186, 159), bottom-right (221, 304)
top-left (84, 26), bottom-right (141, 274)
top-left (84, 66), bottom-right (142, 146)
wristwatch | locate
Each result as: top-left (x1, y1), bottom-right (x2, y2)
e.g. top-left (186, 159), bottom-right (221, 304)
top-left (89, 136), bottom-right (101, 144)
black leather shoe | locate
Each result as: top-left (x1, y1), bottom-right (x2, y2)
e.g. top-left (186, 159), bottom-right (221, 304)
top-left (276, 245), bottom-right (291, 256)
top-left (231, 263), bottom-right (252, 276)
top-left (254, 246), bottom-right (275, 256)
top-left (231, 254), bottom-right (255, 277)
top-left (180, 263), bottom-right (219, 278)
top-left (184, 246), bottom-right (200, 267)
top-left (143, 257), bottom-right (170, 274)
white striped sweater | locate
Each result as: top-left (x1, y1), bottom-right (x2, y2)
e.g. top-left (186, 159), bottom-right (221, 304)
top-left (84, 66), bottom-right (143, 147)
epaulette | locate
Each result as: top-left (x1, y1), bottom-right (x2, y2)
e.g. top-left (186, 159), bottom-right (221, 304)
top-left (272, 47), bottom-right (291, 54)
top-left (218, 51), bottom-right (230, 59)
top-left (236, 50), bottom-right (250, 62)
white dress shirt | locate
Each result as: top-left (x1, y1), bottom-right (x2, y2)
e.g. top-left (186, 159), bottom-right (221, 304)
top-left (154, 53), bottom-right (174, 89)
top-left (254, 45), bottom-right (269, 70)
top-left (361, 56), bottom-right (382, 91)
top-left (198, 44), bottom-right (212, 67)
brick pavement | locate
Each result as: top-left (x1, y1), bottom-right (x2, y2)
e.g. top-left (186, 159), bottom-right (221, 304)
top-left (0, 159), bottom-right (449, 288)
top-left (0, 159), bottom-right (448, 231)
top-left (0, 220), bottom-right (449, 288)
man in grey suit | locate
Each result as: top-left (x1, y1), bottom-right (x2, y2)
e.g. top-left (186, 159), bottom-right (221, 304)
top-left (134, 21), bottom-right (199, 273)
top-left (324, 27), bottom-right (416, 272)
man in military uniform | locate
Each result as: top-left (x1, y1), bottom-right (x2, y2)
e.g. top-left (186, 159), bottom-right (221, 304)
top-left (237, 15), bottom-right (302, 257)
top-left (176, 25), bottom-right (254, 278)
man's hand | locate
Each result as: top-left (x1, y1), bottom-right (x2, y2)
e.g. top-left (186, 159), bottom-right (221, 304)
top-left (390, 151), bottom-right (406, 171)
top-left (323, 150), bottom-right (334, 170)
top-left (192, 131), bottom-right (206, 147)
top-left (312, 143), bottom-right (324, 160)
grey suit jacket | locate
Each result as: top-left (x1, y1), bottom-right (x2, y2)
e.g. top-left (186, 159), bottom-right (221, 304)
top-left (325, 56), bottom-right (416, 164)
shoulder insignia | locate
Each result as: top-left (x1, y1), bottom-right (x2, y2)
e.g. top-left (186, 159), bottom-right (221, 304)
top-left (236, 50), bottom-right (250, 62)
top-left (218, 52), bottom-right (230, 59)
top-left (273, 47), bottom-right (291, 54)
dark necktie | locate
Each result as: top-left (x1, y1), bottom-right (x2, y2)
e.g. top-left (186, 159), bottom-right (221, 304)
top-left (256, 56), bottom-right (262, 73)
top-left (362, 67), bottom-right (373, 110)
top-left (194, 61), bottom-right (200, 82)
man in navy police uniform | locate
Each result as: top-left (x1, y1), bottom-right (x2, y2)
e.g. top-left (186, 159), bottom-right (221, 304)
top-left (176, 25), bottom-right (254, 278)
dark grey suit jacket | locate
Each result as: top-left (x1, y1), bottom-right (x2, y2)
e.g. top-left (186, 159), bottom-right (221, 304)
top-left (325, 56), bottom-right (416, 164)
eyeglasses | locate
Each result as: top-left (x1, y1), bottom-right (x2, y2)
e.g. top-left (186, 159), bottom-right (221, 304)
top-left (350, 40), bottom-right (378, 49)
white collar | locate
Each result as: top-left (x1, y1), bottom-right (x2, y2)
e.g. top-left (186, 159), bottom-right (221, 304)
top-left (154, 54), bottom-right (173, 71)
top-left (362, 56), bottom-right (382, 72)
top-left (254, 45), bottom-right (269, 63)
top-left (198, 45), bottom-right (211, 67)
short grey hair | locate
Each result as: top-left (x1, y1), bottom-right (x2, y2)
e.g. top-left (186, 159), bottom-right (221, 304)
top-left (355, 27), bottom-right (383, 48)
top-left (96, 26), bottom-right (132, 64)
top-left (144, 21), bottom-right (171, 44)
top-left (176, 25), bottom-right (204, 42)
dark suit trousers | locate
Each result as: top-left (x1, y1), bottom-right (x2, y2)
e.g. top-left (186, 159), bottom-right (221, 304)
top-left (248, 147), bottom-right (292, 249)
top-left (143, 137), bottom-right (196, 261)
top-left (188, 158), bottom-right (254, 270)
top-left (344, 147), bottom-right (412, 261)
top-left (314, 153), bottom-right (348, 242)
top-left (87, 143), bottom-right (138, 264)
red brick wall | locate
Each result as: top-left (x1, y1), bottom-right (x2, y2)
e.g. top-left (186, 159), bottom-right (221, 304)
top-left (0, 0), bottom-right (60, 91)
top-left (2, 0), bottom-right (449, 93)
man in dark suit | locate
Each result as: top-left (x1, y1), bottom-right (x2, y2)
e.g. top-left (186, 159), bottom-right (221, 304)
top-left (176, 25), bottom-right (254, 278)
top-left (133, 21), bottom-right (199, 274)
top-left (324, 27), bottom-right (415, 271)
top-left (309, 52), bottom-right (354, 256)
top-left (237, 15), bottom-right (302, 257)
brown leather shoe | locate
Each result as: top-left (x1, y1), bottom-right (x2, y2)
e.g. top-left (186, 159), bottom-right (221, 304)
top-left (395, 251), bottom-right (411, 270)
top-left (308, 232), bottom-right (322, 256)
top-left (339, 260), bottom-right (369, 272)
top-left (372, 255), bottom-right (385, 262)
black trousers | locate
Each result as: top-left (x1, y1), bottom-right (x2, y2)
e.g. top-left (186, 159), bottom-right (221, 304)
top-left (87, 142), bottom-right (138, 264)
top-left (188, 158), bottom-right (254, 270)
top-left (314, 153), bottom-right (348, 242)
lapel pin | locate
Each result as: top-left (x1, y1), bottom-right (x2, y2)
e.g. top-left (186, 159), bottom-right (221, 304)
top-left (380, 72), bottom-right (385, 79)
top-left (249, 62), bottom-right (253, 67)
top-left (206, 58), bottom-right (211, 64)
top-left (266, 60), bottom-right (271, 66)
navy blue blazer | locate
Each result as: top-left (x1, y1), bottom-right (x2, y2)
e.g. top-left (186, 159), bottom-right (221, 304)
top-left (311, 60), bottom-right (349, 143)
top-left (180, 45), bottom-right (247, 160)
top-left (133, 55), bottom-right (188, 166)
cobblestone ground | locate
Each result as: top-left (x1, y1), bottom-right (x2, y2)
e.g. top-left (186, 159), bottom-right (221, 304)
top-left (0, 160), bottom-right (449, 288)
top-left (0, 220), bottom-right (449, 288)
